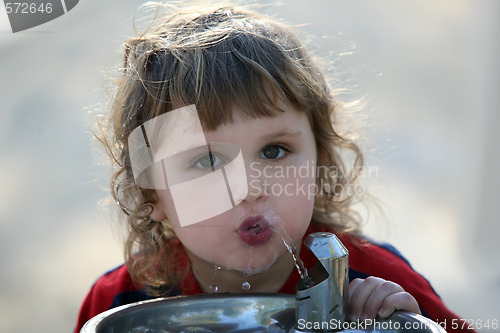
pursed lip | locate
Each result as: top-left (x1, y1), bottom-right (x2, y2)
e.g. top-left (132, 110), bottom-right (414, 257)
top-left (237, 215), bottom-right (273, 247)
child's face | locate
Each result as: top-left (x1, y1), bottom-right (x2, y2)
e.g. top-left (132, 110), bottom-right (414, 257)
top-left (151, 104), bottom-right (317, 274)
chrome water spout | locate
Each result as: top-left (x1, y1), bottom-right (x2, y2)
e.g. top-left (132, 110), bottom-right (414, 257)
top-left (291, 232), bottom-right (349, 332)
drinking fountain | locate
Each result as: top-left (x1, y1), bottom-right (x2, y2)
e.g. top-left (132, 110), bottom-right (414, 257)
top-left (81, 233), bottom-right (446, 333)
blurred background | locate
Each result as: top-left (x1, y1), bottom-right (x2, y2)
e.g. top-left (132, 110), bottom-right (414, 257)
top-left (0, 0), bottom-right (498, 332)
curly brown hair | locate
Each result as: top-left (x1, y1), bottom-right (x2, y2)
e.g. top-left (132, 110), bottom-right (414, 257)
top-left (94, 1), bottom-right (364, 295)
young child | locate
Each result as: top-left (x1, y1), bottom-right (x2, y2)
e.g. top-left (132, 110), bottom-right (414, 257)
top-left (75, 2), bottom-right (473, 332)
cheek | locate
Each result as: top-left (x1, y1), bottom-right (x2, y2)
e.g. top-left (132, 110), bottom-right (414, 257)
top-left (173, 223), bottom-right (230, 258)
top-left (174, 226), bottom-right (208, 251)
top-left (154, 189), bottom-right (181, 226)
top-left (269, 171), bottom-right (316, 243)
top-left (273, 160), bottom-right (316, 206)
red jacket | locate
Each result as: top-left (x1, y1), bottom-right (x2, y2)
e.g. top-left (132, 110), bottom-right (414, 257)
top-left (75, 224), bottom-right (474, 332)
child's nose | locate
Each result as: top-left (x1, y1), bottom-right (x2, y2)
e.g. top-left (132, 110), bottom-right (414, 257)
top-left (243, 164), bottom-right (268, 203)
top-left (244, 179), bottom-right (268, 203)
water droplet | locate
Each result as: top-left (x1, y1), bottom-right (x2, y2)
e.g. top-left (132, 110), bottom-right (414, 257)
top-left (208, 265), bottom-right (221, 293)
top-left (242, 282), bottom-right (251, 290)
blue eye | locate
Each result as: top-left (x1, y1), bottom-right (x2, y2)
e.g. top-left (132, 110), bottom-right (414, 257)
top-left (261, 144), bottom-right (288, 160)
top-left (194, 152), bottom-right (223, 169)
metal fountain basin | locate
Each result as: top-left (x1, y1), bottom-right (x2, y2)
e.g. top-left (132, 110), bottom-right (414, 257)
top-left (80, 293), bottom-right (446, 333)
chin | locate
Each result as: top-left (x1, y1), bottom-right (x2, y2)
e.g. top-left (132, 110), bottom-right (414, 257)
top-left (244, 248), bottom-right (290, 274)
top-left (236, 261), bottom-right (273, 275)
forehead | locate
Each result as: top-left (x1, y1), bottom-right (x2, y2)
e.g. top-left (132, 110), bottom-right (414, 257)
top-left (202, 103), bottom-right (310, 139)
top-left (191, 80), bottom-right (311, 131)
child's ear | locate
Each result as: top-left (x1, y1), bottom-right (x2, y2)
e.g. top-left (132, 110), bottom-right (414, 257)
top-left (150, 202), bottom-right (167, 222)
top-left (145, 190), bottom-right (167, 222)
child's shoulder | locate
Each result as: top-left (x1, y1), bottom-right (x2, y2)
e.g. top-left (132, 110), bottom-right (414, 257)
top-left (90, 264), bottom-right (146, 306)
top-left (75, 264), bottom-right (150, 332)
top-left (92, 264), bottom-right (139, 294)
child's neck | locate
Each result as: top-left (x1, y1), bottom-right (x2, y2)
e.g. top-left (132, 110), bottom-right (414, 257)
top-left (186, 248), bottom-right (298, 293)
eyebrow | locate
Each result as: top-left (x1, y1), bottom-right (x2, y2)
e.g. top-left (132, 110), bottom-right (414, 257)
top-left (261, 129), bottom-right (303, 141)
